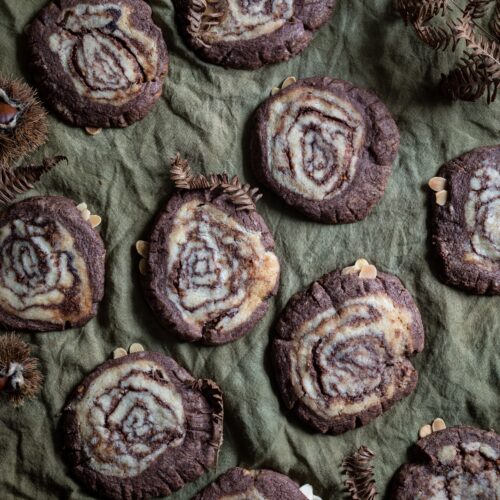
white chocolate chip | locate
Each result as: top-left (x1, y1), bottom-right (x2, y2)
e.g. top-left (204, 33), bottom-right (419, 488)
top-left (139, 259), bottom-right (147, 275)
top-left (419, 424), bottom-right (432, 438)
top-left (76, 202), bottom-right (87, 212)
top-left (85, 127), bottom-right (102, 136)
top-left (341, 265), bottom-right (359, 275)
top-left (428, 177), bottom-right (447, 192)
top-left (89, 214), bottom-right (102, 228)
top-left (435, 190), bottom-right (448, 206)
top-left (129, 343), bottom-right (144, 354)
top-left (81, 208), bottom-right (91, 221)
top-left (271, 86), bottom-right (281, 96)
top-left (354, 258), bottom-right (370, 270)
top-left (432, 418), bottom-right (446, 432)
top-left (281, 76), bottom-right (297, 89)
top-left (136, 240), bottom-right (150, 258)
top-left (359, 264), bottom-right (377, 279)
top-left (113, 347), bottom-right (128, 359)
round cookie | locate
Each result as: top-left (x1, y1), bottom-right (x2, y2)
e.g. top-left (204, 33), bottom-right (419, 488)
top-left (143, 188), bottom-right (280, 345)
top-left (431, 145), bottom-right (500, 294)
top-left (173, 0), bottom-right (337, 69)
top-left (0, 196), bottom-right (105, 332)
top-left (194, 468), bottom-right (307, 499)
top-left (272, 265), bottom-right (424, 434)
top-left (26, 0), bottom-right (168, 128)
top-left (253, 77), bottom-right (400, 224)
top-left (391, 426), bottom-right (500, 499)
top-left (61, 351), bottom-right (224, 500)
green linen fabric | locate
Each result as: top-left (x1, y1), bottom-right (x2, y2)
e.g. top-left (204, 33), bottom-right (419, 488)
top-left (0, 1), bottom-right (498, 499)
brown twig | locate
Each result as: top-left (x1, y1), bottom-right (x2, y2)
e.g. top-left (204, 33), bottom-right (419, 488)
top-left (169, 154), bottom-right (262, 211)
top-left (342, 446), bottom-right (378, 500)
top-left (395, 0), bottom-right (500, 102)
top-left (0, 156), bottom-right (66, 207)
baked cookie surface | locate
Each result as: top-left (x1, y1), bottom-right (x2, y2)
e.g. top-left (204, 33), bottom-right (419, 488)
top-left (26, 0), bottom-right (168, 128)
top-left (273, 267), bottom-right (424, 434)
top-left (194, 467), bottom-right (306, 499)
top-left (0, 196), bottom-right (105, 332)
top-left (61, 351), bottom-right (224, 500)
top-left (391, 426), bottom-right (500, 499)
top-left (173, 0), bottom-right (337, 69)
top-left (431, 145), bottom-right (500, 294)
top-left (143, 189), bottom-right (280, 345)
top-left (253, 77), bottom-right (399, 223)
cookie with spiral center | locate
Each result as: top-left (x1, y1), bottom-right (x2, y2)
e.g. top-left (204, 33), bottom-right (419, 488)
top-left (0, 196), bottom-right (105, 332)
top-left (431, 145), bottom-right (500, 294)
top-left (173, 0), bottom-right (337, 69)
top-left (194, 467), bottom-right (307, 499)
top-left (143, 189), bottom-right (280, 345)
top-left (26, 0), bottom-right (168, 128)
top-left (61, 351), bottom-right (224, 500)
top-left (273, 268), bottom-right (424, 434)
top-left (253, 77), bottom-right (400, 223)
top-left (390, 426), bottom-right (500, 499)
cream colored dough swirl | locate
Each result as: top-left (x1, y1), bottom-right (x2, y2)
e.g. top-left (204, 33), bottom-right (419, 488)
top-left (75, 359), bottom-right (186, 478)
top-left (49, 3), bottom-right (159, 104)
top-left (289, 294), bottom-right (414, 419)
top-left (464, 161), bottom-right (500, 268)
top-left (266, 87), bottom-right (365, 201)
top-left (0, 218), bottom-right (92, 324)
top-left (166, 200), bottom-right (279, 333)
top-left (203, 0), bottom-right (294, 42)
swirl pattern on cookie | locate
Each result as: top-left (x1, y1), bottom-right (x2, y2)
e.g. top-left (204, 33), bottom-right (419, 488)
top-left (48, 3), bottom-right (159, 105)
top-left (194, 467), bottom-right (307, 500)
top-left (204, 0), bottom-right (294, 43)
top-left (0, 197), bottom-right (105, 331)
top-left (432, 145), bottom-right (500, 294)
top-left (391, 426), bottom-right (500, 499)
top-left (174, 0), bottom-right (337, 69)
top-left (0, 219), bottom-right (90, 323)
top-left (62, 352), bottom-right (224, 499)
top-left (273, 271), bottom-right (424, 434)
top-left (145, 191), bottom-right (280, 345)
top-left (464, 163), bottom-right (500, 266)
top-left (265, 86), bottom-right (365, 201)
top-left (253, 78), bottom-right (400, 223)
top-left (166, 199), bottom-right (279, 332)
top-left (75, 358), bottom-right (186, 477)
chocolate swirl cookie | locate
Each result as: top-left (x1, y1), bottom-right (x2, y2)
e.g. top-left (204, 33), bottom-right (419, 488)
top-left (194, 467), bottom-right (307, 499)
top-left (273, 268), bottom-right (424, 434)
top-left (431, 145), bottom-right (500, 294)
top-left (143, 189), bottom-right (280, 345)
top-left (173, 0), bottom-right (337, 69)
top-left (61, 351), bottom-right (223, 499)
top-left (253, 77), bottom-right (400, 223)
top-left (0, 196), bottom-right (105, 332)
top-left (391, 426), bottom-right (500, 499)
top-left (27, 0), bottom-right (168, 128)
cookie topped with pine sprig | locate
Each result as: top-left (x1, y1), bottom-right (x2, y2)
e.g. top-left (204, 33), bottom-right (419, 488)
top-left (138, 154), bottom-right (280, 345)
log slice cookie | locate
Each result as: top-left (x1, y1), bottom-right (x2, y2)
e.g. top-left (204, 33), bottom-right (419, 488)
top-left (0, 196), bottom-right (105, 332)
top-left (273, 266), bottom-right (424, 434)
top-left (194, 467), bottom-right (307, 499)
top-left (391, 426), bottom-right (500, 499)
top-left (253, 77), bottom-right (400, 223)
top-left (26, 0), bottom-right (169, 128)
top-left (143, 188), bottom-right (280, 345)
top-left (173, 0), bottom-right (337, 69)
top-left (61, 351), bottom-right (224, 500)
top-left (431, 145), bottom-right (500, 294)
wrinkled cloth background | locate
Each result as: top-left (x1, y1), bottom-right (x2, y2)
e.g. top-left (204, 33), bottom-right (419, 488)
top-left (0, 1), bottom-right (499, 499)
